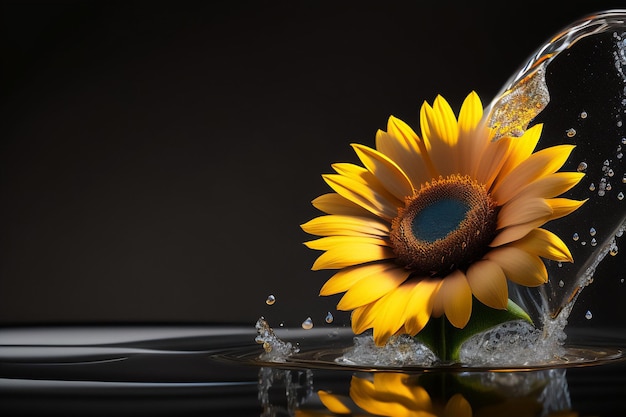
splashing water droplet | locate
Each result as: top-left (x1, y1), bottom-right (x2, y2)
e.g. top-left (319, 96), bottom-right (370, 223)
top-left (590, 227), bottom-right (597, 236)
top-left (266, 295), bottom-right (276, 305)
top-left (589, 183), bottom-right (596, 191)
top-left (591, 238), bottom-right (598, 246)
top-left (325, 312), bottom-right (334, 324)
top-left (610, 244), bottom-right (619, 256)
top-left (585, 310), bottom-right (593, 320)
top-left (301, 317), bottom-right (313, 330)
top-left (573, 232), bottom-right (580, 241)
top-left (618, 192), bottom-right (625, 200)
top-left (577, 161), bottom-right (588, 172)
top-left (580, 110), bottom-right (588, 118)
top-left (566, 128), bottom-right (577, 137)
top-left (558, 280), bottom-right (565, 287)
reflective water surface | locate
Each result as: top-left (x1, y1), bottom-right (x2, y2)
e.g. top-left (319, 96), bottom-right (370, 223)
top-left (0, 325), bottom-right (625, 416)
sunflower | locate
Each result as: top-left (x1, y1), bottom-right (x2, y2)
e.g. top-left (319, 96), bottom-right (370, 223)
top-left (301, 91), bottom-right (586, 346)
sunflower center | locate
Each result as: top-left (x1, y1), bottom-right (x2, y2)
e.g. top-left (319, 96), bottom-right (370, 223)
top-left (390, 175), bottom-right (498, 277)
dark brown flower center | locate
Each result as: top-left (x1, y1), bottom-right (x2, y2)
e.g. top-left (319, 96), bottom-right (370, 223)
top-left (389, 175), bottom-right (498, 277)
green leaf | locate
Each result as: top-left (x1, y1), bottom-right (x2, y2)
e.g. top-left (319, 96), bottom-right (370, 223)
top-left (414, 298), bottom-right (533, 363)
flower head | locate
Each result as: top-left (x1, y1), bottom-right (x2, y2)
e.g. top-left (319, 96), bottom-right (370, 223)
top-left (302, 92), bottom-right (585, 346)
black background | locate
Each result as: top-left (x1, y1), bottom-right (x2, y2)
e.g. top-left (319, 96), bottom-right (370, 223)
top-left (2, 0), bottom-right (626, 331)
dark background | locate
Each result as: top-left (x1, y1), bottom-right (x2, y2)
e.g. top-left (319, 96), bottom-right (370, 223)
top-left (1, 0), bottom-right (625, 332)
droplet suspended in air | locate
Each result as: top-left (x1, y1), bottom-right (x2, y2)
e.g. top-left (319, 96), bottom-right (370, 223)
top-left (590, 238), bottom-right (597, 246)
top-left (590, 227), bottom-right (597, 236)
top-left (301, 317), bottom-right (313, 330)
top-left (573, 232), bottom-right (580, 241)
top-left (265, 294), bottom-right (276, 305)
top-left (577, 161), bottom-right (588, 172)
top-left (580, 110), bottom-right (588, 119)
top-left (589, 183), bottom-right (596, 191)
top-left (566, 128), bottom-right (577, 137)
top-left (610, 245), bottom-right (619, 256)
top-left (585, 310), bottom-right (593, 320)
top-left (325, 312), bottom-right (334, 324)
top-left (558, 280), bottom-right (565, 288)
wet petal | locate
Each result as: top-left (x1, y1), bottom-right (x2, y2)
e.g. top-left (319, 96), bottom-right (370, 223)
top-left (485, 246), bottom-right (548, 286)
top-left (351, 143), bottom-right (414, 201)
top-left (466, 259), bottom-right (508, 309)
top-left (337, 265), bottom-right (411, 310)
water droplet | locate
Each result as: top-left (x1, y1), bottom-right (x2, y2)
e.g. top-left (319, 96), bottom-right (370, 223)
top-left (585, 310), bottom-right (593, 320)
top-left (608, 168), bottom-right (615, 177)
top-left (598, 189), bottom-right (606, 197)
top-left (610, 245), bottom-right (619, 256)
top-left (580, 110), bottom-right (588, 119)
top-left (577, 161), bottom-right (588, 172)
top-left (590, 227), bottom-right (597, 236)
top-left (558, 280), bottom-right (564, 287)
top-left (591, 238), bottom-right (597, 246)
top-left (557, 261), bottom-right (563, 268)
top-left (606, 182), bottom-right (612, 191)
top-left (621, 278), bottom-right (625, 283)
top-left (618, 152), bottom-right (623, 159)
top-left (263, 341), bottom-right (272, 352)
top-left (589, 183), bottom-right (596, 191)
top-left (622, 137), bottom-right (626, 144)
top-left (265, 295), bottom-right (276, 305)
top-left (572, 232), bottom-right (579, 241)
top-left (622, 174), bottom-right (626, 184)
top-left (581, 241), bottom-right (587, 246)
top-left (603, 159), bottom-right (611, 167)
top-left (301, 317), bottom-right (313, 330)
top-left (325, 312), bottom-right (334, 324)
top-left (566, 128), bottom-right (576, 137)
top-left (617, 229), bottom-right (624, 237)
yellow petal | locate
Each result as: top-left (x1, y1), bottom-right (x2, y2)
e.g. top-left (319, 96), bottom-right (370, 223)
top-left (497, 197), bottom-right (553, 229)
top-left (351, 143), bottom-right (414, 201)
top-left (489, 216), bottom-right (550, 247)
top-left (312, 193), bottom-right (373, 217)
top-left (492, 144), bottom-right (576, 205)
top-left (387, 115), bottom-right (436, 178)
top-left (404, 278), bottom-right (440, 335)
top-left (512, 172), bottom-right (586, 200)
top-left (443, 394), bottom-right (472, 417)
top-left (420, 96), bottom-right (460, 176)
top-left (337, 264), bottom-right (410, 310)
top-left (351, 303), bottom-right (376, 334)
top-left (496, 123), bottom-right (543, 180)
top-left (485, 246), bottom-right (548, 286)
top-left (317, 390), bottom-right (352, 415)
top-left (511, 228), bottom-right (573, 262)
top-left (300, 214), bottom-right (390, 237)
top-left (321, 263), bottom-right (397, 296)
top-left (304, 235), bottom-right (390, 251)
top-left (331, 162), bottom-right (369, 179)
top-left (311, 243), bottom-right (395, 270)
top-left (474, 135), bottom-right (511, 189)
top-left (323, 174), bottom-right (400, 220)
top-left (466, 259), bottom-right (508, 310)
top-left (438, 270), bottom-right (472, 329)
top-left (375, 128), bottom-right (431, 188)
top-left (546, 198), bottom-right (587, 221)
top-left (370, 284), bottom-right (415, 345)
top-left (457, 91), bottom-right (483, 134)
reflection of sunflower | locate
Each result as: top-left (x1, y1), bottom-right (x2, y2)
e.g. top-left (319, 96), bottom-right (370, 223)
top-left (316, 373), bottom-right (471, 417)
top-left (302, 92), bottom-right (585, 346)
